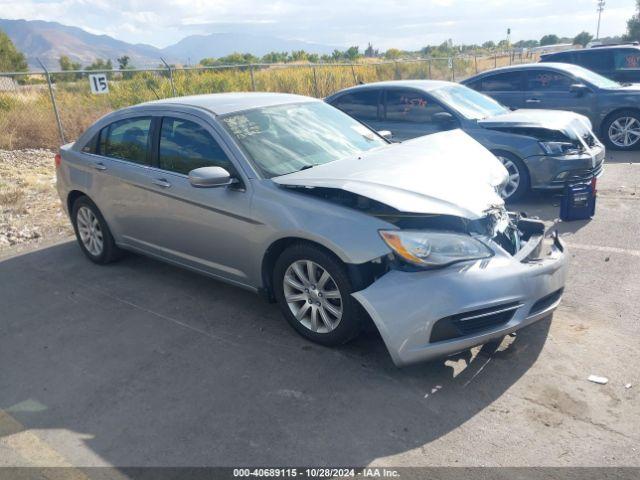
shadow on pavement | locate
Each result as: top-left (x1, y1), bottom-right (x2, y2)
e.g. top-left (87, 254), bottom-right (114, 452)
top-left (0, 241), bottom-right (552, 467)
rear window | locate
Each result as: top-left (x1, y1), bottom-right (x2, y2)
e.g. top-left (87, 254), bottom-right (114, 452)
top-left (480, 71), bottom-right (523, 92)
top-left (99, 117), bottom-right (152, 165)
top-left (614, 49), bottom-right (640, 70)
top-left (577, 50), bottom-right (614, 70)
top-left (331, 90), bottom-right (379, 121)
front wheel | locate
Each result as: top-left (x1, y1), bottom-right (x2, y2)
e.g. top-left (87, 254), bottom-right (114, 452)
top-left (602, 110), bottom-right (640, 150)
top-left (494, 152), bottom-right (529, 202)
top-left (273, 244), bottom-right (363, 346)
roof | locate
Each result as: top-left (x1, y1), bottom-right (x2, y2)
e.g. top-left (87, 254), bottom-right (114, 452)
top-left (328, 80), bottom-right (455, 97)
top-left (542, 44), bottom-right (640, 55)
top-left (139, 92), bottom-right (318, 115)
top-left (461, 62), bottom-right (580, 81)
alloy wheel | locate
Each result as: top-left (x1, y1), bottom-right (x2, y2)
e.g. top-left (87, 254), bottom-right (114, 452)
top-left (283, 260), bottom-right (343, 334)
top-left (497, 156), bottom-right (520, 199)
top-left (608, 116), bottom-right (640, 148)
top-left (76, 206), bottom-right (104, 256)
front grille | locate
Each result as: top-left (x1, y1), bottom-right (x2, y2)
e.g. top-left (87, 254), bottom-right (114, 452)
top-left (430, 302), bottom-right (521, 343)
top-left (529, 288), bottom-right (564, 315)
top-left (551, 161), bottom-right (604, 185)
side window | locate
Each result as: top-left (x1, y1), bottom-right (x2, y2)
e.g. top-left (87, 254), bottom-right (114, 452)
top-left (385, 90), bottom-right (447, 123)
top-left (100, 117), bottom-right (152, 165)
top-left (81, 131), bottom-right (100, 154)
top-left (158, 117), bottom-right (233, 175)
top-left (480, 72), bottom-right (523, 92)
top-left (614, 49), bottom-right (640, 71)
top-left (526, 70), bottom-right (573, 92)
top-left (548, 52), bottom-right (574, 63)
top-left (331, 90), bottom-right (379, 121)
top-left (579, 51), bottom-right (614, 70)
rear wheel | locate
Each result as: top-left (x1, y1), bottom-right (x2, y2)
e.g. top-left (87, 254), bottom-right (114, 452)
top-left (494, 152), bottom-right (529, 202)
top-left (273, 244), bottom-right (363, 346)
top-left (602, 110), bottom-right (640, 150)
top-left (71, 196), bottom-right (122, 264)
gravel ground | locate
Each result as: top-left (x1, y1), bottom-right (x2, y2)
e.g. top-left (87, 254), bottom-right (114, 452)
top-left (0, 149), bottom-right (73, 253)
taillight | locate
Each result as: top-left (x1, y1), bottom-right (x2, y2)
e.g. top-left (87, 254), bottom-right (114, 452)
top-left (55, 153), bottom-right (61, 168)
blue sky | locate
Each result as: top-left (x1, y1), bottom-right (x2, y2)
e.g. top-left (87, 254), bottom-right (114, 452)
top-left (0, 0), bottom-right (635, 49)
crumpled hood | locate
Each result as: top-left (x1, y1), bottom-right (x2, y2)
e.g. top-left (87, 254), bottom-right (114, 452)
top-left (478, 109), bottom-right (592, 139)
top-left (273, 129), bottom-right (506, 220)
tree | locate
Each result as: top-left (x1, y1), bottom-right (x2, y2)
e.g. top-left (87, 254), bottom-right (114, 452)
top-left (0, 29), bottom-right (28, 71)
top-left (497, 39), bottom-right (511, 50)
top-left (540, 34), bottom-right (560, 46)
top-left (482, 41), bottom-right (496, 50)
top-left (85, 59), bottom-right (113, 71)
top-left (345, 46), bottom-right (360, 61)
top-left (261, 51), bottom-right (288, 63)
top-left (573, 31), bottom-right (594, 47)
top-left (58, 55), bottom-right (81, 81)
top-left (624, 0), bottom-right (640, 41)
top-left (331, 49), bottom-right (343, 61)
top-left (364, 43), bottom-right (378, 58)
top-left (384, 48), bottom-right (402, 60)
top-left (117, 55), bottom-right (131, 70)
top-left (289, 50), bottom-right (308, 62)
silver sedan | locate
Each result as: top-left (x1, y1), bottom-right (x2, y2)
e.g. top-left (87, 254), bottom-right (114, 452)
top-left (56, 92), bottom-right (567, 366)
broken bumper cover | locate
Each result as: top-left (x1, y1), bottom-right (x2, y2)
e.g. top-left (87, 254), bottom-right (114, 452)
top-left (352, 229), bottom-right (567, 367)
top-left (527, 144), bottom-right (605, 190)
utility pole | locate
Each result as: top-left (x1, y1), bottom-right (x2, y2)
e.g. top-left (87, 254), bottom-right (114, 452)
top-left (596, 0), bottom-right (606, 39)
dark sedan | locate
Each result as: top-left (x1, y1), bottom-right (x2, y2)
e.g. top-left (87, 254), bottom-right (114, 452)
top-left (462, 62), bottom-right (640, 150)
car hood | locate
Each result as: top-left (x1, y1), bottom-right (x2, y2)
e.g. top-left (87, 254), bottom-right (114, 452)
top-left (478, 109), bottom-right (592, 139)
top-left (273, 129), bottom-right (506, 220)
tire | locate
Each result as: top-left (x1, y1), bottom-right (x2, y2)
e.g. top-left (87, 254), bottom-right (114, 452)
top-left (273, 243), bottom-right (363, 346)
top-left (602, 109), bottom-right (640, 151)
top-left (493, 151), bottom-right (530, 202)
top-left (71, 196), bottom-right (122, 264)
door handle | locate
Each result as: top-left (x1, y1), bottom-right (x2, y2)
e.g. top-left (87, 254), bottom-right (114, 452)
top-left (525, 98), bottom-right (541, 104)
top-left (93, 162), bottom-right (107, 171)
top-left (152, 178), bottom-right (171, 188)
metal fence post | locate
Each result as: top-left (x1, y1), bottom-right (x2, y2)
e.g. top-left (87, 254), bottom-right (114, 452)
top-left (312, 65), bottom-right (319, 97)
top-left (249, 64), bottom-right (256, 91)
top-left (161, 57), bottom-right (177, 97)
top-left (494, 52), bottom-right (497, 68)
top-left (474, 54), bottom-right (478, 73)
top-left (37, 58), bottom-right (65, 145)
top-left (350, 64), bottom-right (358, 84)
top-left (451, 57), bottom-right (455, 81)
top-left (428, 59), bottom-right (432, 79)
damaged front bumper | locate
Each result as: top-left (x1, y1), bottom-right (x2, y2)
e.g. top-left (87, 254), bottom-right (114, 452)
top-left (526, 144), bottom-right (605, 190)
top-left (352, 221), bottom-right (566, 367)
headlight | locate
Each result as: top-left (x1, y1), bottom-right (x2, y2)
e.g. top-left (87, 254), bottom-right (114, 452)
top-left (539, 141), bottom-right (581, 156)
top-left (379, 230), bottom-right (493, 268)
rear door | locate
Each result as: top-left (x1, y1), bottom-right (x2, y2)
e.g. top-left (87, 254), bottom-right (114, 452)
top-left (577, 50), bottom-right (615, 80)
top-left (474, 71), bottom-right (525, 109)
top-left (523, 68), bottom-right (596, 120)
top-left (381, 88), bottom-right (459, 141)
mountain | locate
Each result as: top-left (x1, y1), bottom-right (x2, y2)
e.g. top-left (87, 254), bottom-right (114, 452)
top-left (0, 19), bottom-right (164, 69)
top-left (161, 32), bottom-right (336, 63)
top-left (0, 18), bottom-right (338, 70)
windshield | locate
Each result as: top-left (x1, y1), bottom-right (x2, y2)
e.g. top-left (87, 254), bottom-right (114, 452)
top-left (429, 84), bottom-right (509, 119)
top-left (221, 102), bottom-right (387, 178)
top-left (561, 64), bottom-right (621, 89)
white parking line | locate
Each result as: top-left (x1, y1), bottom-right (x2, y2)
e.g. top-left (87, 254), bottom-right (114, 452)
top-left (567, 243), bottom-right (640, 258)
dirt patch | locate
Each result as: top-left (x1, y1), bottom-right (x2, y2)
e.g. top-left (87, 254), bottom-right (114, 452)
top-left (0, 149), bottom-right (73, 254)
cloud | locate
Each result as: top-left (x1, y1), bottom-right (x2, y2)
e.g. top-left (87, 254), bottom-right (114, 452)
top-left (0, 0), bottom-right (634, 49)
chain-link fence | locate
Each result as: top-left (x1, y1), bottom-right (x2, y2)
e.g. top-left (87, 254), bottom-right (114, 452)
top-left (0, 51), bottom-right (537, 150)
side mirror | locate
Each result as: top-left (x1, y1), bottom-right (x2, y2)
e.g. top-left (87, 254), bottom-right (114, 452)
top-left (433, 111), bottom-right (457, 126)
top-left (570, 83), bottom-right (590, 97)
top-left (189, 166), bottom-right (238, 188)
top-left (377, 130), bottom-right (393, 140)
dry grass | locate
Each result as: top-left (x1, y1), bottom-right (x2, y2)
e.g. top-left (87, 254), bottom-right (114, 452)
top-left (0, 149), bottom-right (73, 253)
top-left (0, 54), bottom-right (536, 150)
